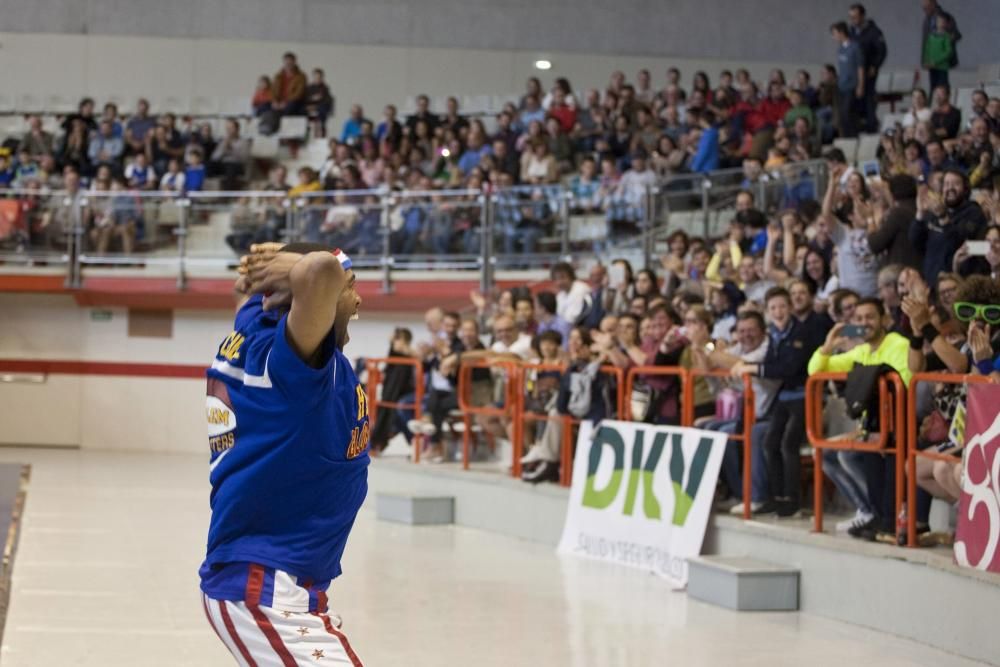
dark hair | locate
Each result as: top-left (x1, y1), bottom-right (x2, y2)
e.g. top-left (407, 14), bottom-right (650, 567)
top-left (443, 311), bottom-right (461, 322)
top-left (801, 248), bottom-right (833, 293)
top-left (956, 275), bottom-right (1000, 306)
top-left (393, 327), bottom-right (413, 343)
top-left (764, 286), bottom-right (791, 305)
top-left (823, 147), bottom-right (847, 164)
top-left (461, 318), bottom-right (481, 334)
top-left (550, 261), bottom-right (576, 281)
top-left (830, 21), bottom-right (849, 36)
top-left (571, 326), bottom-right (593, 349)
top-left (634, 268), bottom-right (659, 295)
top-left (666, 230), bottom-right (690, 253)
top-left (888, 173), bottom-right (918, 201)
top-left (790, 277), bottom-right (817, 297)
top-left (647, 303), bottom-right (679, 324)
top-left (535, 290), bottom-right (557, 316)
top-left (737, 310), bottom-right (766, 331)
top-left (942, 168), bottom-right (970, 192)
top-left (535, 330), bottom-right (563, 349)
top-left (282, 51), bottom-right (297, 60)
top-left (799, 198), bottom-right (822, 223)
top-left (856, 297), bottom-right (886, 317)
top-left (850, 3), bottom-right (866, 16)
top-left (831, 288), bottom-right (861, 317)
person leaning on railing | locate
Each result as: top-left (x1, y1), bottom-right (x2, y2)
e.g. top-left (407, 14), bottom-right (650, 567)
top-left (730, 287), bottom-right (818, 518)
top-left (807, 298), bottom-right (922, 543)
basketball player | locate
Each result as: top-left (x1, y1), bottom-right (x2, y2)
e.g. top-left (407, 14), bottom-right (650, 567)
top-left (201, 242), bottom-right (367, 666)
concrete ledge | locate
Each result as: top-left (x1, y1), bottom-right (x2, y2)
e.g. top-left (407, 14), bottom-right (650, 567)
top-left (688, 556), bottom-right (799, 612)
top-left (375, 493), bottom-right (454, 525)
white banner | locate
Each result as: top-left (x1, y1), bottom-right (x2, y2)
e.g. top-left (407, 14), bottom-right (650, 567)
top-left (557, 420), bottom-right (727, 587)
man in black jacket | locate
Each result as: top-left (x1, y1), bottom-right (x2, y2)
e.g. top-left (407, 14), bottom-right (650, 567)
top-left (867, 174), bottom-right (921, 270)
top-left (848, 4), bottom-right (887, 133)
top-left (731, 287), bottom-right (820, 517)
top-left (910, 169), bottom-right (988, 284)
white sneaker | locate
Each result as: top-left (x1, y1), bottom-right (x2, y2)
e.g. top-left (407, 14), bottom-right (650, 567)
top-left (407, 419), bottom-right (437, 436)
top-left (835, 510), bottom-right (874, 532)
top-left (729, 501), bottom-right (764, 515)
top-left (520, 446), bottom-right (545, 465)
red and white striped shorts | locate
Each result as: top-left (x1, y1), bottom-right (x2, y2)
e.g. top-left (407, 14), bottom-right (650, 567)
top-left (202, 593), bottom-right (364, 666)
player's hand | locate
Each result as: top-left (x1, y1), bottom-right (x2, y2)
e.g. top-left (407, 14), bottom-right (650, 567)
top-left (245, 245), bottom-right (303, 298)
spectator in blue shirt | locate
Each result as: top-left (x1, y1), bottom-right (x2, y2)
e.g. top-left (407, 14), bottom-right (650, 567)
top-left (340, 104), bottom-right (368, 146)
top-left (518, 95), bottom-right (546, 133)
top-left (184, 149), bottom-right (206, 192)
top-left (831, 21), bottom-right (864, 138)
top-left (690, 111), bottom-right (720, 173)
top-left (458, 130), bottom-right (492, 175)
top-left (88, 119), bottom-right (125, 172)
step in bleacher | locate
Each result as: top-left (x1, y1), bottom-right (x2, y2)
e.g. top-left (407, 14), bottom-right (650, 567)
top-left (687, 555), bottom-right (799, 611)
top-left (375, 493), bottom-right (454, 526)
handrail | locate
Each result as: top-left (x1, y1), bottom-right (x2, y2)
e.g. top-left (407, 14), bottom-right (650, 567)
top-left (906, 372), bottom-right (991, 548)
top-left (456, 359), bottom-right (520, 471)
top-left (623, 366), bottom-right (689, 422)
top-left (364, 356), bottom-right (424, 462)
top-left (805, 371), bottom-right (907, 533)
top-left (511, 362), bottom-right (567, 480)
top-left (687, 368), bottom-right (757, 519)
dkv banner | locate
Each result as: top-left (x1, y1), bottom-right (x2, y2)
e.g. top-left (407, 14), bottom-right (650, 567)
top-left (955, 382), bottom-right (1000, 574)
top-left (557, 420), bottom-right (727, 587)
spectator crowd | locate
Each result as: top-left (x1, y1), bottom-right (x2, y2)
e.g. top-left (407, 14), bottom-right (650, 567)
top-left (2, 1), bottom-right (995, 261)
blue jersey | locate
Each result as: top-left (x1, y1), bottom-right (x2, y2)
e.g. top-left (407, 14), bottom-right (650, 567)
top-left (199, 295), bottom-right (370, 611)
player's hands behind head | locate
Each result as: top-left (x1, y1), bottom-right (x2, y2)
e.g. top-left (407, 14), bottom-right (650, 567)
top-left (243, 244), bottom-right (303, 308)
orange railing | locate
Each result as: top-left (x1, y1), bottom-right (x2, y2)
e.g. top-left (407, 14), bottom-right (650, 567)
top-left (805, 371), bottom-right (907, 533)
top-left (906, 372), bottom-right (990, 547)
top-left (686, 368), bottom-right (757, 519)
top-left (512, 362), bottom-right (567, 481)
top-left (365, 356), bottom-right (424, 462)
top-left (623, 366), bottom-right (689, 422)
top-left (456, 359), bottom-right (520, 471)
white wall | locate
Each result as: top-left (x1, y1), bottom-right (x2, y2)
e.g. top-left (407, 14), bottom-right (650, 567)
top-left (0, 294), bottom-right (423, 451)
top-left (2, 0), bottom-right (999, 68)
top-left (0, 31), bottom-right (833, 127)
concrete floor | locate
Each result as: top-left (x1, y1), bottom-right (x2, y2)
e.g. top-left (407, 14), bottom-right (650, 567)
top-left (0, 447), bottom-right (985, 667)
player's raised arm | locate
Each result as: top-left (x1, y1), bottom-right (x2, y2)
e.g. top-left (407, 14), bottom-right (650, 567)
top-left (245, 243), bottom-right (348, 367)
top-left (286, 252), bottom-right (348, 366)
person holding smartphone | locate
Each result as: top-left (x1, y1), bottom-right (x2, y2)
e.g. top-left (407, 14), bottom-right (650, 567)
top-left (807, 298), bottom-right (923, 541)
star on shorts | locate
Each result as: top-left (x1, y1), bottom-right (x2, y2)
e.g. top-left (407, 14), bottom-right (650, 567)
top-left (312, 649), bottom-right (325, 659)
top-left (280, 611), bottom-right (292, 618)
top-left (298, 626), bottom-right (309, 636)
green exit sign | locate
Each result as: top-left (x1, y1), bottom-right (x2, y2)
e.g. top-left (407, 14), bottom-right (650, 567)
top-left (90, 309), bottom-right (113, 322)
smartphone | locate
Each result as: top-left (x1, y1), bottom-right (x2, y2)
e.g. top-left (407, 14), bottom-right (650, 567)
top-left (967, 240), bottom-right (990, 257)
top-left (861, 160), bottom-right (880, 179)
top-left (609, 263), bottom-right (626, 290)
top-left (841, 324), bottom-right (867, 339)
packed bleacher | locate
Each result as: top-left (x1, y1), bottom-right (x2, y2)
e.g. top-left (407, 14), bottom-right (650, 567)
top-left (0, 1), bottom-right (997, 264)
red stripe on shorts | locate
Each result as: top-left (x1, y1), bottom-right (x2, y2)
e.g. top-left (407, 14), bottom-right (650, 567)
top-left (218, 600), bottom-right (258, 667)
top-left (202, 594), bottom-right (224, 643)
top-left (248, 604), bottom-right (298, 667)
top-left (313, 611), bottom-right (364, 667)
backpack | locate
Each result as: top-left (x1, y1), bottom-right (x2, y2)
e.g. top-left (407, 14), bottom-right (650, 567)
top-left (567, 361), bottom-right (601, 419)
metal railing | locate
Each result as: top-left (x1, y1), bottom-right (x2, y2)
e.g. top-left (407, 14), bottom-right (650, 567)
top-left (0, 160), bottom-right (827, 293)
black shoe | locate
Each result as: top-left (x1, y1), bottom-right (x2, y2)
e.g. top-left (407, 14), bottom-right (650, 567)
top-left (754, 501), bottom-right (779, 515)
top-left (847, 517), bottom-right (878, 539)
top-left (522, 460), bottom-right (559, 484)
top-left (776, 501), bottom-right (802, 518)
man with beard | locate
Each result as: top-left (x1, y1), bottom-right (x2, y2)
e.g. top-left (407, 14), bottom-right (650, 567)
top-left (789, 279), bottom-right (834, 350)
top-left (910, 168), bottom-right (988, 283)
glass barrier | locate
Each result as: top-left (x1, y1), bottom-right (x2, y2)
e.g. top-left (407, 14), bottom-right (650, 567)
top-left (0, 159), bottom-right (828, 290)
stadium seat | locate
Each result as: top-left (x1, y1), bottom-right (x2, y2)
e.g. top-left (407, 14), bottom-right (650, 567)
top-left (855, 134), bottom-right (881, 165)
top-left (277, 116), bottom-right (308, 140)
top-left (250, 135), bottom-right (280, 159)
top-left (832, 137), bottom-right (859, 165)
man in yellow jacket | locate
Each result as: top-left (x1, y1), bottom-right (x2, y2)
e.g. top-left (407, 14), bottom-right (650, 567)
top-left (807, 297), bottom-right (923, 542)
